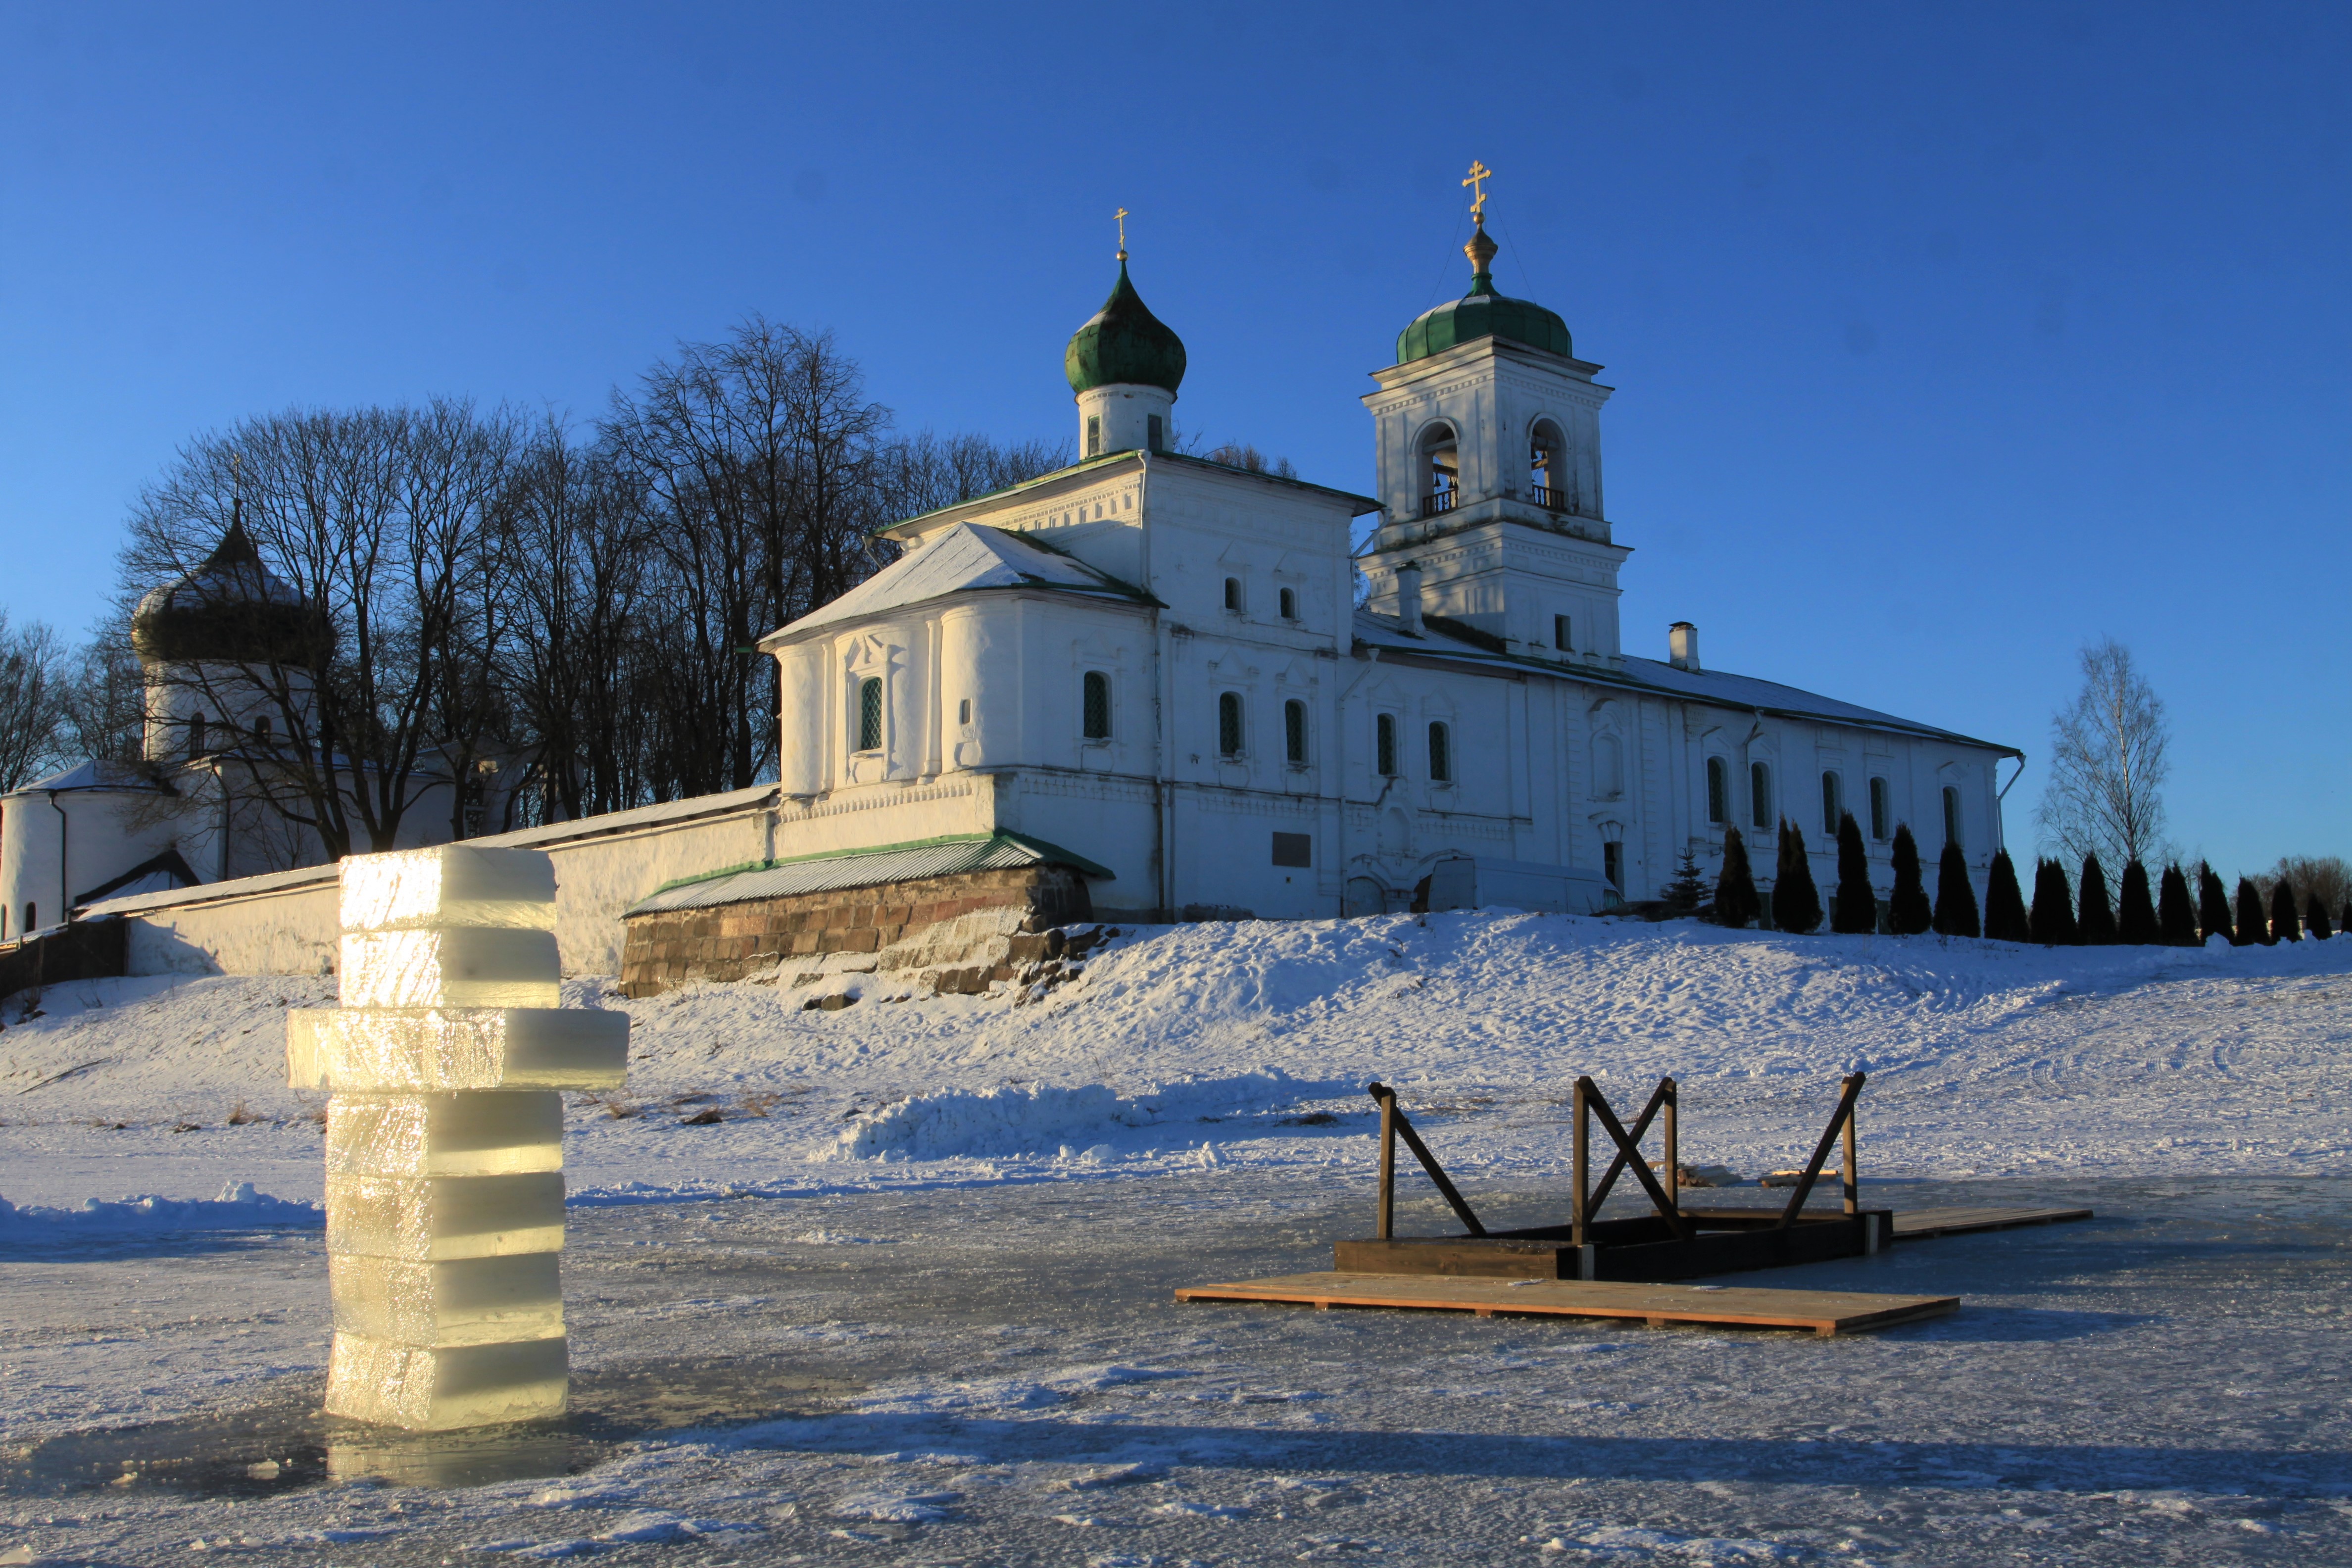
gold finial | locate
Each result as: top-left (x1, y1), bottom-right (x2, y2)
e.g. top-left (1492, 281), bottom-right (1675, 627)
top-left (1115, 206), bottom-right (1129, 261)
top-left (1463, 160), bottom-right (1493, 225)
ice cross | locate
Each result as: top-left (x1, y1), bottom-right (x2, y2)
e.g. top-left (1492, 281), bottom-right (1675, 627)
top-left (1463, 160), bottom-right (1493, 223)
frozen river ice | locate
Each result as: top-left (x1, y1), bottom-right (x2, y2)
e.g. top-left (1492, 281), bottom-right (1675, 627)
top-left (4, 1168), bottom-right (2348, 1565)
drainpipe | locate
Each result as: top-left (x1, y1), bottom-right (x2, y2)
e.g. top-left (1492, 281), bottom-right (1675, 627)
top-left (43, 789), bottom-right (67, 930)
top-left (1994, 752), bottom-right (2027, 854)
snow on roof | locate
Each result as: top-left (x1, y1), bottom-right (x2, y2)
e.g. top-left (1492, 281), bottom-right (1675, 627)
top-left (628, 830), bottom-right (1113, 916)
top-left (766, 524), bottom-right (1153, 643)
top-left (1352, 608), bottom-right (2012, 753)
top-left (4, 758), bottom-right (169, 796)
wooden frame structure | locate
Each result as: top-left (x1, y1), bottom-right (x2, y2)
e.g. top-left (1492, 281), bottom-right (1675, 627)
top-left (1340, 1075), bottom-right (1890, 1283)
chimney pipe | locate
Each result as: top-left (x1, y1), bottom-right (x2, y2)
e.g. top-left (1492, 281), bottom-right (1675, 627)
top-left (1396, 563), bottom-right (1424, 635)
top-left (1668, 621), bottom-right (1699, 671)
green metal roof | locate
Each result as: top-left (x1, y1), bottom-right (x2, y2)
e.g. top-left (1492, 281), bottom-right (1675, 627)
top-left (1397, 274), bottom-right (1573, 365)
top-left (626, 830), bottom-right (1115, 916)
top-left (1065, 260), bottom-right (1186, 395)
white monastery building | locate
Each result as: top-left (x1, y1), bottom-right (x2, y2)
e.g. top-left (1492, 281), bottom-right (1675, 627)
top-left (6, 194), bottom-right (2018, 992)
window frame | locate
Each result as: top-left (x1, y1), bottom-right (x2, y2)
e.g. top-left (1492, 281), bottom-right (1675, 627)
top-left (1750, 761), bottom-right (1773, 830)
top-left (1868, 776), bottom-right (1890, 841)
top-left (1375, 712), bottom-right (1399, 777)
top-left (1284, 698), bottom-right (1309, 766)
top-left (1086, 415), bottom-right (1101, 457)
top-left (1217, 691), bottom-right (1245, 758)
top-left (1942, 785), bottom-right (1963, 849)
top-left (1427, 720), bottom-right (1452, 783)
top-left (1554, 613), bottom-right (1573, 652)
top-left (1223, 576), bottom-right (1243, 613)
top-left (1821, 770), bottom-right (1843, 835)
top-left (855, 676), bottom-right (884, 753)
top-left (1706, 756), bottom-right (1728, 825)
top-left (1081, 670), bottom-right (1113, 741)
top-left (1278, 586), bottom-right (1298, 621)
top-left (1147, 413), bottom-right (1164, 453)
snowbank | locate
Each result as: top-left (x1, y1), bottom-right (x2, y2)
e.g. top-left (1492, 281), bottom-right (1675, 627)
top-left (832, 1069), bottom-right (1326, 1160)
top-left (0, 1177), bottom-right (321, 1238)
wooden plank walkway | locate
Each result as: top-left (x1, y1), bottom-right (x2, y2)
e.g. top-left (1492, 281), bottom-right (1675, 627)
top-left (1175, 1272), bottom-right (1958, 1337)
top-left (1890, 1206), bottom-right (2093, 1240)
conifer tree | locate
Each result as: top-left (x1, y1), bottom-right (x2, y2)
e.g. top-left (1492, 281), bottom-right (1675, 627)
top-left (1931, 838), bottom-right (1979, 937)
top-left (1713, 827), bottom-right (1760, 929)
top-left (1983, 850), bottom-right (2029, 941)
top-left (2077, 854), bottom-right (2118, 944)
top-left (2029, 858), bottom-right (2081, 945)
top-left (1832, 812), bottom-right (1877, 933)
top-left (2269, 877), bottom-right (2300, 943)
top-left (2115, 859), bottom-right (2159, 944)
top-left (2156, 864), bottom-right (2198, 945)
top-left (2197, 863), bottom-right (2234, 944)
top-left (2343, 898), bottom-right (2351, 941)
top-left (2234, 877), bottom-right (2266, 945)
top-left (1889, 825), bottom-right (1933, 934)
top-left (1773, 820), bottom-right (1824, 934)
top-left (2309, 893), bottom-right (2335, 941)
top-left (1661, 847), bottom-right (1708, 919)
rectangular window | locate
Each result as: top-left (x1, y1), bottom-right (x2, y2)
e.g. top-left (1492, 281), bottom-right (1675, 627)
top-left (1376, 713), bottom-right (1398, 777)
top-left (1603, 841), bottom-right (1623, 890)
top-left (1272, 832), bottom-right (1312, 868)
top-left (857, 676), bottom-right (883, 752)
top-left (1086, 415), bottom-right (1101, 457)
top-left (1148, 414), bottom-right (1163, 452)
top-left (958, 698), bottom-right (972, 726)
top-left (1943, 785), bottom-right (1962, 849)
top-left (1218, 692), bottom-right (1244, 757)
top-left (1751, 762), bottom-right (1771, 830)
top-left (1082, 671), bottom-right (1112, 739)
top-left (1868, 777), bottom-right (1889, 841)
top-left (1821, 771), bottom-right (1842, 835)
top-left (1427, 721), bottom-right (1451, 783)
top-left (1284, 699), bottom-right (1309, 764)
top-left (1707, 757), bottom-right (1727, 825)
top-left (1554, 614), bottom-right (1572, 652)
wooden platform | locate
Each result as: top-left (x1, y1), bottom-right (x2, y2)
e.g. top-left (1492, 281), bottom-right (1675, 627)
top-left (1175, 1272), bottom-right (1959, 1337)
top-left (1889, 1205), bottom-right (2094, 1240)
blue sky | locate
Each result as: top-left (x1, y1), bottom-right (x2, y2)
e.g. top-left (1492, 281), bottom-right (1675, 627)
top-left (2, 2), bottom-right (2345, 880)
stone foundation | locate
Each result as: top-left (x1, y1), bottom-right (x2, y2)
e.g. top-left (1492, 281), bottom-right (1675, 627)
top-left (618, 864), bottom-right (1093, 999)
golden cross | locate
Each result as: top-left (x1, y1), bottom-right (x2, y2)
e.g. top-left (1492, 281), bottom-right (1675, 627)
top-left (1463, 159), bottom-right (1493, 223)
top-left (1115, 206), bottom-right (1129, 258)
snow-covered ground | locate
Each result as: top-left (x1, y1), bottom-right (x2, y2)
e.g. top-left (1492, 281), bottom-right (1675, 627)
top-left (3, 913), bottom-right (2349, 1564)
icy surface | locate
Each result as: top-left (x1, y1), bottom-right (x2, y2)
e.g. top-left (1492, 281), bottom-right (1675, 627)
top-left (2, 913), bottom-right (2350, 1560)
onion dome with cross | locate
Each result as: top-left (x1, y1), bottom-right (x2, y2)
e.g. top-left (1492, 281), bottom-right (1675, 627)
top-left (1396, 161), bottom-right (1573, 365)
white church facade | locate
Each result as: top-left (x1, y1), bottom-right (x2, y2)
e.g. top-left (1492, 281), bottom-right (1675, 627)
top-left (724, 212), bottom-right (2018, 933)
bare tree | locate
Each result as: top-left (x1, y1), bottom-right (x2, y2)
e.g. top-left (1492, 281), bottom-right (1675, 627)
top-left (2036, 637), bottom-right (2171, 869)
top-left (2259, 855), bottom-right (2350, 917)
top-left (0, 612), bottom-right (74, 791)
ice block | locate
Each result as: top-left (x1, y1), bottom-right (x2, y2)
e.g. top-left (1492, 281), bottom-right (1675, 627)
top-left (325, 1332), bottom-right (569, 1429)
top-left (339, 929), bottom-right (561, 1010)
top-left (326, 1172), bottom-right (567, 1261)
top-left (326, 1093), bottom-right (563, 1178)
top-left (329, 1253), bottom-right (565, 1347)
top-left (340, 845), bottom-right (559, 932)
top-left (289, 1007), bottom-right (627, 1092)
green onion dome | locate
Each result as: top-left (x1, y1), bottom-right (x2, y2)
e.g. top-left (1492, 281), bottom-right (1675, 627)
top-left (1065, 259), bottom-right (1187, 395)
top-left (1395, 221), bottom-right (1571, 364)
top-left (132, 516), bottom-right (329, 666)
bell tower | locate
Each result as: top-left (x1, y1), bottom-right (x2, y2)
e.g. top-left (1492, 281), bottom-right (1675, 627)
top-left (1360, 166), bottom-right (1627, 668)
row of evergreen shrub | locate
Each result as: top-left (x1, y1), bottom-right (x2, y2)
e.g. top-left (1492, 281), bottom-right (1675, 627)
top-left (1706, 818), bottom-right (2345, 946)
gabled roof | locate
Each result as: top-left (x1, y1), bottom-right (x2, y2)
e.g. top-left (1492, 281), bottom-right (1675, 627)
top-left (627, 830), bottom-right (1113, 917)
top-left (1351, 609), bottom-right (2015, 754)
top-left (876, 449), bottom-right (1381, 542)
top-left (763, 524), bottom-right (1156, 646)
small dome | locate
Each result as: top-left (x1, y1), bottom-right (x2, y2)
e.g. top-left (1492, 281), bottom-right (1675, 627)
top-left (1065, 260), bottom-right (1186, 396)
top-left (132, 516), bottom-right (328, 666)
top-left (1395, 223), bottom-right (1572, 364)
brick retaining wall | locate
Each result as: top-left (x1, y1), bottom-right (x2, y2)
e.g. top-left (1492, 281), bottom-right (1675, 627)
top-left (618, 863), bottom-right (1093, 999)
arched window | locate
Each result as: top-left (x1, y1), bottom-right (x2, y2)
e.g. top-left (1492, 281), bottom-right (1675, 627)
top-left (1750, 762), bottom-right (1772, 829)
top-left (1082, 672), bottom-right (1112, 740)
top-left (188, 714), bottom-right (208, 756)
top-left (1706, 757), bottom-right (1728, 825)
top-left (1942, 785), bottom-right (1962, 849)
top-left (1595, 733), bottom-right (1623, 798)
top-left (1086, 415), bottom-right (1101, 458)
top-left (1217, 692), bottom-right (1245, 757)
top-left (1530, 419), bottom-right (1568, 511)
top-left (1821, 771), bottom-right (1842, 835)
top-left (1419, 423), bottom-right (1459, 516)
top-left (856, 677), bottom-right (883, 752)
top-left (1284, 699), bottom-right (1309, 765)
top-left (1375, 713), bottom-right (1399, 777)
top-left (1278, 586), bottom-right (1297, 621)
top-left (1223, 576), bottom-right (1242, 612)
top-left (1868, 777), bottom-right (1890, 841)
top-left (1427, 721), bottom-right (1452, 783)
top-left (958, 698), bottom-right (972, 726)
